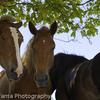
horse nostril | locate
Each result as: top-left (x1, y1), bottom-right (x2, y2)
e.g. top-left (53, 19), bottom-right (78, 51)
top-left (6, 65), bottom-right (19, 80)
top-left (43, 74), bottom-right (48, 82)
top-left (6, 71), bottom-right (18, 80)
top-left (34, 74), bottom-right (49, 83)
top-left (10, 68), bottom-right (15, 72)
top-left (10, 64), bottom-right (17, 73)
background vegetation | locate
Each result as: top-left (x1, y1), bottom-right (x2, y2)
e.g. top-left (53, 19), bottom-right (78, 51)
top-left (0, 0), bottom-right (100, 37)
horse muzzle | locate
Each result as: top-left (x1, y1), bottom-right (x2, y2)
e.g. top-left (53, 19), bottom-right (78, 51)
top-left (6, 71), bottom-right (18, 80)
top-left (34, 74), bottom-right (49, 87)
top-left (6, 64), bottom-right (19, 80)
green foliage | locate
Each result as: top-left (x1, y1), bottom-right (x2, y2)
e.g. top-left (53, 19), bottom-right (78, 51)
top-left (0, 0), bottom-right (100, 37)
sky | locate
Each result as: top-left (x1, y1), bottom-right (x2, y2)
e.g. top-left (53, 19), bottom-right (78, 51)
top-left (20, 25), bottom-right (100, 60)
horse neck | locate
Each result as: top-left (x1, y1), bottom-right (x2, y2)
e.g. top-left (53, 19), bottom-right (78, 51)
top-left (91, 53), bottom-right (100, 90)
top-left (53, 54), bottom-right (87, 74)
top-left (22, 39), bottom-right (34, 75)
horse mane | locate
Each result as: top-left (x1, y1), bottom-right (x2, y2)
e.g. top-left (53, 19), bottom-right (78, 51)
top-left (0, 15), bottom-right (16, 23)
top-left (22, 38), bottom-right (34, 71)
top-left (39, 26), bottom-right (50, 33)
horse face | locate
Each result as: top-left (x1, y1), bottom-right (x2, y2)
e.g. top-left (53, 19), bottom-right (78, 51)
top-left (29, 21), bottom-right (57, 87)
top-left (0, 21), bottom-right (23, 80)
top-left (33, 35), bottom-right (55, 87)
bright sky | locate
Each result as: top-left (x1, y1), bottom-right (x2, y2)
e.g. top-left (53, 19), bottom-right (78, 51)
top-left (20, 26), bottom-right (100, 60)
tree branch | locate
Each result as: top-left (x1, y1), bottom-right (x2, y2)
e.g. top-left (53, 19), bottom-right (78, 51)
top-left (78, 0), bottom-right (94, 6)
top-left (54, 38), bottom-right (77, 43)
top-left (86, 36), bottom-right (92, 45)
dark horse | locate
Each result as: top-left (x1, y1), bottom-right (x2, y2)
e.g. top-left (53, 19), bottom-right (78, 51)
top-left (0, 21), bottom-right (57, 100)
top-left (50, 53), bottom-right (88, 100)
top-left (64, 53), bottom-right (100, 100)
top-left (0, 15), bottom-right (23, 80)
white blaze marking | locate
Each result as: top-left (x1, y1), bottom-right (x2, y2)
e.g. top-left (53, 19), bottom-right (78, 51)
top-left (43, 40), bottom-right (46, 44)
top-left (10, 27), bottom-right (23, 77)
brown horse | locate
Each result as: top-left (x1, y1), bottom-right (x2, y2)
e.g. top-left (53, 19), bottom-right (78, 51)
top-left (0, 21), bottom-right (57, 100)
top-left (0, 15), bottom-right (23, 80)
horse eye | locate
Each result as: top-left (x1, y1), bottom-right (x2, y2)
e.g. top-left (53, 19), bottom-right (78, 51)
top-left (52, 47), bottom-right (55, 50)
top-left (52, 44), bottom-right (55, 50)
top-left (51, 45), bottom-right (55, 50)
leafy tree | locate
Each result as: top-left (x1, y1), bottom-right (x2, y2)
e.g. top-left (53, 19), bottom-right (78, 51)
top-left (0, 0), bottom-right (100, 37)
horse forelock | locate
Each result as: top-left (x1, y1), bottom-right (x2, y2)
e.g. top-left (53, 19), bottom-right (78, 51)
top-left (39, 27), bottom-right (50, 33)
top-left (40, 26), bottom-right (49, 30)
top-left (22, 38), bottom-right (34, 67)
top-left (0, 15), bottom-right (15, 23)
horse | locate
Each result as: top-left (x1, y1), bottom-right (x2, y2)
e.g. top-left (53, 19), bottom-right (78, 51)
top-left (0, 15), bottom-right (23, 80)
top-left (50, 53), bottom-right (88, 100)
top-left (64, 53), bottom-right (100, 100)
top-left (0, 21), bottom-right (57, 100)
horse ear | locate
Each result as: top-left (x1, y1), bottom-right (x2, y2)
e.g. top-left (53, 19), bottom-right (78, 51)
top-left (50, 21), bottom-right (57, 36)
top-left (28, 21), bottom-right (37, 35)
top-left (12, 22), bottom-right (22, 28)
